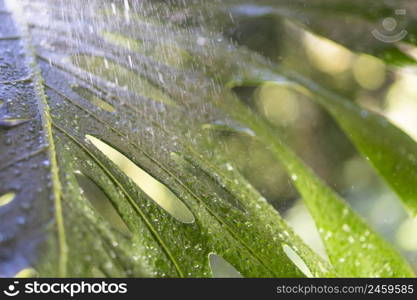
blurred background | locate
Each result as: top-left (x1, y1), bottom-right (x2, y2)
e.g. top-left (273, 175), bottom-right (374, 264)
top-left (216, 3), bottom-right (417, 271)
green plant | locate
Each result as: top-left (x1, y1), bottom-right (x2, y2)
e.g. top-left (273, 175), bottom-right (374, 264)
top-left (1, 0), bottom-right (417, 278)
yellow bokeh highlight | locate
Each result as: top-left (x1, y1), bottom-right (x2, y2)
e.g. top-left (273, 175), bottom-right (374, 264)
top-left (255, 82), bottom-right (300, 126)
top-left (353, 54), bottom-right (386, 90)
top-left (304, 32), bottom-right (353, 75)
top-left (396, 218), bottom-right (417, 251)
top-left (385, 74), bottom-right (417, 141)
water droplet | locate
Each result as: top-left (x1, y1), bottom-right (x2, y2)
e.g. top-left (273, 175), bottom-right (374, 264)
top-left (111, 3), bottom-right (117, 14)
top-left (16, 216), bottom-right (26, 225)
top-left (342, 224), bottom-right (351, 232)
top-left (197, 37), bottom-right (207, 46)
top-left (225, 163), bottom-right (234, 171)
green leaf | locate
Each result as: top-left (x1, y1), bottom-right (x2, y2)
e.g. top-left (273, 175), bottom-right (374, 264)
top-left (2, 0), bottom-right (415, 278)
top-left (0, 0), bottom-right (335, 278)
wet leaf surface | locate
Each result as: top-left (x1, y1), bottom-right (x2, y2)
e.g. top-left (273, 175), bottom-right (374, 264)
top-left (1, 0), bottom-right (416, 278)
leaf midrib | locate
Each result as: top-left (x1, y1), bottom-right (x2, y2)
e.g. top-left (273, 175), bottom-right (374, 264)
top-left (12, 14), bottom-right (69, 276)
